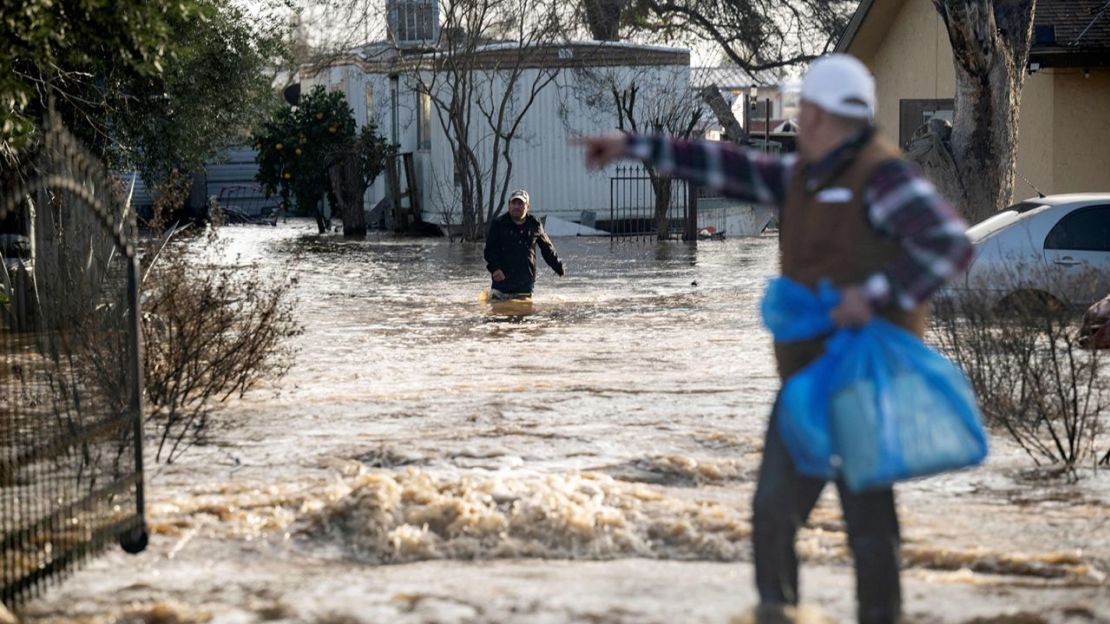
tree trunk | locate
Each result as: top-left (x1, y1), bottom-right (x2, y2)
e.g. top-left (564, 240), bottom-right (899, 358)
top-left (328, 152), bottom-right (368, 238)
top-left (297, 191), bottom-right (328, 234)
top-left (909, 0), bottom-right (1035, 224)
top-left (699, 84), bottom-right (748, 145)
top-left (458, 155), bottom-right (479, 241)
top-left (652, 175), bottom-right (672, 240)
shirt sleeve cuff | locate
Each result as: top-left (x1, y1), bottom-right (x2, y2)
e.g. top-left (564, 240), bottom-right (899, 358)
top-left (625, 134), bottom-right (653, 160)
top-left (863, 272), bottom-right (892, 308)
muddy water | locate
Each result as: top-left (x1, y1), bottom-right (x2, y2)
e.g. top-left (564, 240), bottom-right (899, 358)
top-left (21, 222), bottom-right (1110, 623)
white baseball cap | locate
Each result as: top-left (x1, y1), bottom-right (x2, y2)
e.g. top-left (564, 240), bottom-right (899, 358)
top-left (509, 189), bottom-right (530, 203)
top-left (800, 54), bottom-right (876, 120)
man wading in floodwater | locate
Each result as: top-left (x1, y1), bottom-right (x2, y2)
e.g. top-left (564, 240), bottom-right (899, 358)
top-left (575, 54), bottom-right (973, 623)
top-left (483, 189), bottom-right (565, 299)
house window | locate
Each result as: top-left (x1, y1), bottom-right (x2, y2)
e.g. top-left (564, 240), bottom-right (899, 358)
top-left (364, 84), bottom-right (374, 121)
top-left (899, 99), bottom-right (954, 148)
top-left (417, 89), bottom-right (432, 150)
top-left (390, 0), bottom-right (437, 43)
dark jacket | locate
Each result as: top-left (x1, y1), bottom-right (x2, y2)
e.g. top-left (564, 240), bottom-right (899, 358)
top-left (483, 213), bottom-right (564, 294)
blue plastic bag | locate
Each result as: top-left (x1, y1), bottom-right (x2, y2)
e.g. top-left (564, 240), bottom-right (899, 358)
top-left (824, 320), bottom-right (987, 490)
top-left (761, 277), bottom-right (841, 480)
top-left (760, 277), bottom-right (840, 342)
top-left (761, 277), bottom-right (988, 491)
top-left (776, 336), bottom-right (840, 480)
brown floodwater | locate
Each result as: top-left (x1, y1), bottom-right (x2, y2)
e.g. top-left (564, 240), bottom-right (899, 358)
top-left (18, 221), bottom-right (1110, 623)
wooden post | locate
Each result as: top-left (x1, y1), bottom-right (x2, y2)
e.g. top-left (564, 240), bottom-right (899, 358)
top-left (402, 153), bottom-right (421, 222)
top-left (386, 156), bottom-right (403, 232)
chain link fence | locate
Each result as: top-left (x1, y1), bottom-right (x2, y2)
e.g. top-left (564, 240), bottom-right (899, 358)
top-left (0, 114), bottom-right (147, 607)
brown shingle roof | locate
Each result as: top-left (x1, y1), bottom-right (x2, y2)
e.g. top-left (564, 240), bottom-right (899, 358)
top-left (1034, 0), bottom-right (1110, 49)
top-left (837, 0), bottom-right (1110, 57)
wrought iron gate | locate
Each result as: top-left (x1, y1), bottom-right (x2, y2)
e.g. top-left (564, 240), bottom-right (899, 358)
top-left (608, 165), bottom-right (698, 241)
top-left (0, 115), bottom-right (147, 607)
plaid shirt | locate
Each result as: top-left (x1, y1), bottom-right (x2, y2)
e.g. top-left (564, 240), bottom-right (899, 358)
top-left (626, 134), bottom-right (973, 310)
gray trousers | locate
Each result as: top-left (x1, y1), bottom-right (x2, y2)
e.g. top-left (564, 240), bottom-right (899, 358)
top-left (752, 399), bottom-right (902, 624)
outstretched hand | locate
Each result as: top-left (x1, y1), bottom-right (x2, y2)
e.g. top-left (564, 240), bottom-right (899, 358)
top-left (571, 134), bottom-right (627, 170)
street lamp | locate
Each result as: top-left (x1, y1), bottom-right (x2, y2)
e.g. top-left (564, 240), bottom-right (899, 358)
top-left (748, 86), bottom-right (770, 152)
top-left (746, 86), bottom-right (759, 146)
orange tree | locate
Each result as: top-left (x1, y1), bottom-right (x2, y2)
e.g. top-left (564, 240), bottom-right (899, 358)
top-left (255, 86), bottom-right (356, 233)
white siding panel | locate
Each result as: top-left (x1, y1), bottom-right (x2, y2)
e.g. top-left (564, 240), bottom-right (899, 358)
top-left (415, 63), bottom-right (690, 225)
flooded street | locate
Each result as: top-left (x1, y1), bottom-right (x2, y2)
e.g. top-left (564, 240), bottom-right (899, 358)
top-left (22, 222), bottom-right (1110, 623)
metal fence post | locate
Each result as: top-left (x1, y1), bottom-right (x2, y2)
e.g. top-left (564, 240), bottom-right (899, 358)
top-left (686, 182), bottom-right (699, 241)
top-left (122, 252), bottom-right (148, 554)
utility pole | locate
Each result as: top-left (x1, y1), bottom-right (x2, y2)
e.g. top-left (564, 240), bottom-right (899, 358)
top-left (765, 98), bottom-right (771, 152)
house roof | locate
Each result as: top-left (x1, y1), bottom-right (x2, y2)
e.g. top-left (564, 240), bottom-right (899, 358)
top-left (837, 0), bottom-right (1110, 67)
top-left (748, 119), bottom-right (798, 135)
top-left (834, 0), bottom-right (877, 55)
top-left (689, 66), bottom-right (779, 89)
top-left (1036, 0), bottom-right (1110, 48)
top-left (453, 41), bottom-right (691, 69)
top-left (324, 40), bottom-right (690, 73)
top-left (1031, 0), bottom-right (1110, 67)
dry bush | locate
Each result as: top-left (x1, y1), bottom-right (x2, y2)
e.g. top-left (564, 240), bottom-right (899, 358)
top-left (931, 283), bottom-right (1109, 477)
top-left (140, 218), bottom-right (301, 463)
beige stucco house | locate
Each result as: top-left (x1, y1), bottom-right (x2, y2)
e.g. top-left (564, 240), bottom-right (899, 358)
top-left (836, 0), bottom-right (1110, 197)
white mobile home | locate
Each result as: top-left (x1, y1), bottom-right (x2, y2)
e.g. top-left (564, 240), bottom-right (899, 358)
top-left (301, 41), bottom-right (693, 231)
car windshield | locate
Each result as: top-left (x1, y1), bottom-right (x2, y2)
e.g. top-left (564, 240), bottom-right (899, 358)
top-left (966, 202), bottom-right (1046, 243)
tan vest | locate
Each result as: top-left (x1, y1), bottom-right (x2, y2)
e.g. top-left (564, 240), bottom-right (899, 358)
top-left (774, 136), bottom-right (928, 380)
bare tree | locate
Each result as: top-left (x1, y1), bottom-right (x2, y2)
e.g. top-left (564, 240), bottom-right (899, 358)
top-left (614, 83), bottom-right (709, 238)
top-left (140, 195), bottom-right (302, 464)
top-left (629, 0), bottom-right (856, 72)
top-left (907, 1), bottom-right (1036, 224)
top-left (566, 0), bottom-right (856, 70)
top-left (932, 271), bottom-right (1108, 479)
top-left (409, 0), bottom-right (566, 240)
top-left (564, 0), bottom-right (844, 151)
top-left (561, 64), bottom-right (709, 238)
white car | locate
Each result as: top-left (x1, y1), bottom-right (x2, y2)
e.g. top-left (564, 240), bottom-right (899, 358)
top-left (949, 194), bottom-right (1110, 310)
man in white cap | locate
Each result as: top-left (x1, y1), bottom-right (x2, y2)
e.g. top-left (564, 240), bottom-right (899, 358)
top-left (576, 54), bottom-right (973, 623)
top-left (483, 189), bottom-right (565, 298)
